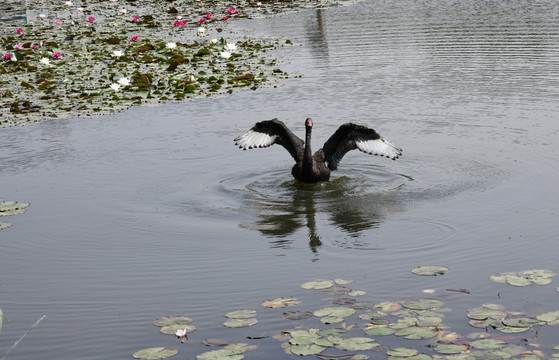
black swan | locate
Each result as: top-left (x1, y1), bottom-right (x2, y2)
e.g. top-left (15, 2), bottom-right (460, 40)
top-left (234, 118), bottom-right (402, 183)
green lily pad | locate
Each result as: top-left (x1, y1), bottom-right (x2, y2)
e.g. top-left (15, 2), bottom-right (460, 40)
top-left (537, 310), bottom-right (559, 325)
top-left (394, 326), bottom-right (439, 339)
top-left (223, 318), bottom-right (258, 328)
top-left (314, 307), bottom-right (356, 318)
top-left (505, 276), bottom-right (532, 287)
top-left (334, 279), bottom-right (353, 285)
top-left (153, 316), bottom-right (193, 327)
top-left (467, 307), bottom-right (507, 321)
top-left (434, 344), bottom-right (468, 354)
top-left (489, 269), bottom-right (557, 287)
top-left (290, 344), bottom-right (325, 356)
top-left (364, 325), bottom-right (396, 336)
top-left (401, 299), bottom-right (444, 311)
top-left (282, 311), bottom-right (313, 320)
top-left (332, 337), bottom-right (379, 351)
top-left (224, 310), bottom-right (257, 319)
top-left (411, 266), bottom-right (449, 276)
top-left (159, 323), bottom-right (197, 335)
top-left (0, 222), bottom-right (12, 230)
top-left (470, 339), bottom-right (506, 350)
top-left (321, 286), bottom-right (352, 295)
top-left (0, 200), bottom-right (30, 216)
top-left (132, 347), bottom-right (178, 360)
top-left (301, 279), bottom-right (334, 290)
top-left (196, 343), bottom-right (256, 360)
top-left (348, 290), bottom-right (367, 296)
top-left (261, 297), bottom-right (300, 308)
top-left (387, 347), bottom-right (419, 357)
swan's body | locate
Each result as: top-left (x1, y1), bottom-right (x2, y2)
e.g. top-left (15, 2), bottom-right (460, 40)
top-left (234, 118), bottom-right (402, 183)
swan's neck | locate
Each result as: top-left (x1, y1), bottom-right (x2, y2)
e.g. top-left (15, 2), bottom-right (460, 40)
top-left (303, 126), bottom-right (313, 167)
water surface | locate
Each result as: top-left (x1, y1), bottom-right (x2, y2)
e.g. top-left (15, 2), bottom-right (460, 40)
top-left (2, 0), bottom-right (559, 358)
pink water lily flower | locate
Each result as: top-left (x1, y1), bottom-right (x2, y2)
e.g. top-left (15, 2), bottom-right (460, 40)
top-left (221, 16), bottom-right (229, 21)
top-left (88, 16), bottom-right (96, 23)
top-left (205, 13), bottom-right (213, 19)
top-left (226, 8), bottom-right (238, 14)
top-left (198, 18), bottom-right (207, 23)
top-left (16, 28), bottom-right (24, 34)
top-left (175, 328), bottom-right (188, 343)
top-left (173, 20), bottom-right (187, 27)
top-left (130, 35), bottom-right (140, 41)
top-left (133, 16), bottom-right (140, 22)
top-left (32, 44), bottom-right (39, 49)
top-left (52, 52), bottom-right (62, 59)
top-left (15, 44), bottom-right (23, 50)
top-left (55, 19), bottom-right (62, 24)
top-left (2, 53), bottom-right (12, 61)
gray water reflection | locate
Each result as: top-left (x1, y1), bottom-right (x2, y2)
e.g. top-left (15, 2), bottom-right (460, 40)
top-left (2, 0), bottom-right (559, 359)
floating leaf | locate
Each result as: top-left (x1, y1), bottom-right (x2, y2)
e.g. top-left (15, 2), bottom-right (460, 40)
top-left (282, 311), bottom-right (313, 320)
top-left (321, 286), bottom-right (352, 295)
top-left (434, 344), bottom-right (468, 354)
top-left (203, 338), bottom-right (229, 347)
top-left (334, 279), bottom-right (353, 285)
top-left (469, 339), bottom-right (506, 350)
top-left (387, 347), bottom-right (419, 357)
top-left (196, 343), bottom-right (256, 360)
top-left (132, 347), bottom-right (178, 360)
top-left (314, 307), bottom-right (356, 321)
top-left (301, 279), bottom-right (334, 290)
top-left (411, 266), bottom-right (449, 276)
top-left (537, 310), bottom-right (559, 325)
top-left (0, 200), bottom-right (30, 216)
top-left (394, 326), bottom-right (439, 340)
top-left (348, 290), bottom-right (366, 297)
top-left (467, 307), bottom-right (507, 321)
top-left (223, 318), bottom-right (258, 328)
top-left (505, 276), bottom-right (532, 287)
top-left (364, 325), bottom-right (395, 336)
top-left (261, 297), bottom-right (300, 308)
top-left (0, 222), bottom-right (12, 230)
top-left (401, 299), bottom-right (444, 311)
top-left (153, 316), bottom-right (193, 327)
top-left (489, 269), bottom-right (557, 287)
top-left (290, 344), bottom-right (325, 356)
top-left (225, 310), bottom-right (257, 319)
top-left (159, 323), bottom-right (197, 335)
top-left (332, 337), bottom-right (379, 351)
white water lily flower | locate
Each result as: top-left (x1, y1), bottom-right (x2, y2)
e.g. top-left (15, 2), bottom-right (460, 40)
top-left (189, 75), bottom-right (195, 83)
top-left (120, 8), bottom-right (127, 14)
top-left (220, 51), bottom-right (231, 59)
top-left (110, 83), bottom-right (121, 91)
top-left (65, 1), bottom-right (73, 6)
top-left (224, 42), bottom-right (237, 52)
top-left (112, 50), bottom-right (124, 57)
top-left (117, 77), bottom-right (130, 86)
top-left (197, 27), bottom-right (206, 34)
top-left (39, 57), bottom-right (50, 66)
top-left (166, 42), bottom-right (177, 49)
top-left (210, 38), bottom-right (218, 45)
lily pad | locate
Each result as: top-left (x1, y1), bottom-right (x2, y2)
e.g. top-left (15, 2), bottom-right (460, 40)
top-left (290, 344), bottom-right (325, 356)
top-left (0, 200), bottom-right (30, 216)
top-left (132, 347), bottom-right (178, 360)
top-left (394, 326), bottom-right (439, 340)
top-left (467, 307), bottom-right (507, 321)
top-left (0, 222), bottom-right (12, 230)
top-left (411, 266), bottom-right (449, 276)
top-left (537, 310), bottom-right (559, 325)
top-left (224, 310), bottom-right (257, 319)
top-left (261, 297), bottom-right (300, 308)
top-left (223, 318), bottom-right (258, 328)
top-left (282, 311), bottom-right (313, 320)
top-left (196, 343), bottom-right (256, 360)
top-left (489, 269), bottom-right (557, 287)
top-left (159, 323), bottom-right (197, 335)
top-left (469, 339), bottom-right (506, 350)
top-left (153, 316), bottom-right (193, 327)
top-left (332, 337), bottom-right (379, 351)
top-left (434, 344), bottom-right (469, 354)
top-left (301, 279), bottom-right (334, 290)
top-left (364, 325), bottom-right (395, 336)
top-left (387, 347), bottom-right (419, 357)
top-left (401, 299), bottom-right (444, 311)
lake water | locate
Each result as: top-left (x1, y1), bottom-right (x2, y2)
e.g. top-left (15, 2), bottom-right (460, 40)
top-left (2, 0), bottom-right (559, 358)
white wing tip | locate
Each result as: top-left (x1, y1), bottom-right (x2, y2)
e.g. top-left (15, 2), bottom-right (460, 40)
top-left (356, 137), bottom-right (403, 160)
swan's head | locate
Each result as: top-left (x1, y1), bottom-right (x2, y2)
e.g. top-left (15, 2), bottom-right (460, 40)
top-left (305, 118), bottom-right (313, 128)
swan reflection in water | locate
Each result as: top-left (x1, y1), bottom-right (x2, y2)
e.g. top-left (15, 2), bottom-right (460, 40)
top-left (239, 173), bottom-right (409, 254)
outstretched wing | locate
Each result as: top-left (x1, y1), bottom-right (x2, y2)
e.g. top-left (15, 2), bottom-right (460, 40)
top-left (322, 123), bottom-right (402, 170)
top-left (234, 118), bottom-right (304, 161)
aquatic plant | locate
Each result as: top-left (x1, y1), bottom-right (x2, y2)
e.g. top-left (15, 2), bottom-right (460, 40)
top-left (136, 269), bottom-right (559, 360)
top-left (0, 0), bottom-right (360, 127)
